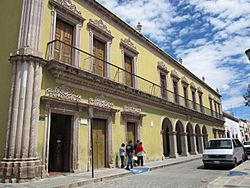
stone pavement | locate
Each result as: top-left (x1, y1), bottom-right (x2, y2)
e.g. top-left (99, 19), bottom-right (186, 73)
top-left (208, 160), bottom-right (250, 188)
top-left (0, 154), bottom-right (201, 188)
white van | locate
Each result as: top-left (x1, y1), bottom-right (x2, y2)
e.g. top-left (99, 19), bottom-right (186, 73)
top-left (202, 138), bottom-right (245, 168)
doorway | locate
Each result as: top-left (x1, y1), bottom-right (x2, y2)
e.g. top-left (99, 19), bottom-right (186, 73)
top-left (49, 113), bottom-right (72, 172)
top-left (127, 122), bottom-right (136, 145)
top-left (92, 118), bottom-right (107, 169)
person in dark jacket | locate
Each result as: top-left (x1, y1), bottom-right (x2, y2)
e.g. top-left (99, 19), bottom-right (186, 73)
top-left (126, 140), bottom-right (134, 170)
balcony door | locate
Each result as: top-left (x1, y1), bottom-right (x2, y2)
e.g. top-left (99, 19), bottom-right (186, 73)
top-left (93, 38), bottom-right (106, 76)
top-left (54, 19), bottom-right (73, 64)
top-left (124, 55), bottom-right (133, 87)
top-left (160, 73), bottom-right (167, 99)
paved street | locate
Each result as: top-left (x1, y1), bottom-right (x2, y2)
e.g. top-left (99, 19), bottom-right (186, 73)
top-left (80, 159), bottom-right (231, 188)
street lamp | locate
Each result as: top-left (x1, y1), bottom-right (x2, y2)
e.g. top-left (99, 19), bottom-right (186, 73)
top-left (245, 48), bottom-right (250, 61)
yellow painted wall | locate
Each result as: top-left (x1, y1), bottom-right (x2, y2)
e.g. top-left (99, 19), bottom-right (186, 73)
top-left (0, 0), bottom-right (22, 158)
top-left (37, 0), bottom-right (223, 170)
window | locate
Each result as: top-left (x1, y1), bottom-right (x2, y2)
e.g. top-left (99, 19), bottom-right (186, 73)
top-left (171, 70), bottom-right (180, 104)
top-left (181, 77), bottom-right (189, 108)
top-left (198, 93), bottom-right (203, 112)
top-left (209, 97), bottom-right (213, 116)
top-left (120, 38), bottom-right (139, 88)
top-left (160, 73), bottom-right (167, 99)
top-left (124, 54), bottom-right (133, 87)
top-left (93, 38), bottom-right (106, 76)
top-left (54, 19), bottom-right (74, 64)
top-left (214, 101), bottom-right (218, 117)
top-left (49, 0), bottom-right (84, 66)
top-left (192, 90), bottom-right (196, 110)
top-left (173, 80), bottom-right (179, 103)
top-left (88, 19), bottom-right (114, 78)
top-left (183, 86), bottom-right (188, 107)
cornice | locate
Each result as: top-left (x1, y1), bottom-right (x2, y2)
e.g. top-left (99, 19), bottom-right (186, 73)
top-left (81, 0), bottom-right (221, 98)
top-left (157, 61), bottom-right (169, 73)
top-left (46, 60), bottom-right (224, 125)
top-left (88, 19), bottom-right (114, 40)
top-left (120, 38), bottom-right (139, 55)
top-left (49, 0), bottom-right (84, 22)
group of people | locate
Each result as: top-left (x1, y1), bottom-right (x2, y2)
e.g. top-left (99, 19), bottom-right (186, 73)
top-left (119, 140), bottom-right (146, 170)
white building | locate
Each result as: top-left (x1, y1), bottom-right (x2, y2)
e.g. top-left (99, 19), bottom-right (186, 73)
top-left (223, 112), bottom-right (242, 141)
top-left (239, 119), bottom-right (250, 142)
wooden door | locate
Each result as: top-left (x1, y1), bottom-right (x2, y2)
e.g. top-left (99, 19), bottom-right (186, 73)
top-left (54, 19), bottom-right (73, 64)
top-left (92, 119), bottom-right (106, 169)
top-left (127, 122), bottom-right (136, 145)
top-left (124, 55), bottom-right (133, 86)
top-left (93, 38), bottom-right (106, 76)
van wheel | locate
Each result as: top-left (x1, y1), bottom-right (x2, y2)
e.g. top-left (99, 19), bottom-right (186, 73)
top-left (233, 158), bottom-right (237, 167)
top-left (204, 164), bottom-right (209, 169)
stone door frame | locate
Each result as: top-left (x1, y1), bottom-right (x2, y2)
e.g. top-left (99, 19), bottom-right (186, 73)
top-left (42, 101), bottom-right (80, 177)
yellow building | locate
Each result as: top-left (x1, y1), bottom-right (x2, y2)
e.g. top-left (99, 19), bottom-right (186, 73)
top-left (0, 0), bottom-right (224, 182)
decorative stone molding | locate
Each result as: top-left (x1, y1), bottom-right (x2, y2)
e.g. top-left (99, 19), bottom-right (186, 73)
top-left (88, 95), bottom-right (113, 109)
top-left (123, 103), bottom-right (141, 114)
top-left (88, 19), bottom-right (113, 40)
top-left (181, 76), bottom-right (189, 86)
top-left (157, 61), bottom-right (169, 73)
top-left (171, 69), bottom-right (180, 80)
top-left (190, 82), bottom-right (196, 91)
top-left (45, 86), bottom-right (81, 102)
top-left (197, 87), bottom-right (203, 94)
top-left (208, 94), bottom-right (213, 99)
top-left (120, 38), bottom-right (139, 55)
top-left (49, 0), bottom-right (83, 21)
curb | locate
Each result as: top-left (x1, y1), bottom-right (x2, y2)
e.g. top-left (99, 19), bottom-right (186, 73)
top-left (52, 157), bottom-right (202, 188)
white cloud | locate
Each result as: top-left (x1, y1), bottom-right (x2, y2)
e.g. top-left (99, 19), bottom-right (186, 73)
top-left (97, 0), bottom-right (250, 118)
top-left (98, 0), bottom-right (174, 42)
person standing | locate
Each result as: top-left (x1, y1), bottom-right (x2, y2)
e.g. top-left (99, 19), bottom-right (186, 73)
top-left (119, 143), bottom-right (126, 168)
top-left (136, 142), bottom-right (146, 166)
top-left (126, 140), bottom-right (134, 170)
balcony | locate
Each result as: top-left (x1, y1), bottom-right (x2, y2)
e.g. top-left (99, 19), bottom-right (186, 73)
top-left (45, 40), bottom-right (224, 122)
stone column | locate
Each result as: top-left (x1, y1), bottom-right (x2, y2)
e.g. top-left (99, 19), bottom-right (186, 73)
top-left (199, 135), bottom-right (204, 152)
top-left (190, 133), bottom-right (198, 155)
top-left (0, 0), bottom-right (45, 182)
top-left (169, 131), bottom-right (178, 158)
top-left (180, 132), bottom-right (189, 156)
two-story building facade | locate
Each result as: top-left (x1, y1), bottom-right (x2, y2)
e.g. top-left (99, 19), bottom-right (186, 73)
top-left (0, 0), bottom-right (224, 182)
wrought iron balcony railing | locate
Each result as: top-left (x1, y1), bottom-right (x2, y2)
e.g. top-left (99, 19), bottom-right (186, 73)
top-left (46, 40), bottom-right (223, 120)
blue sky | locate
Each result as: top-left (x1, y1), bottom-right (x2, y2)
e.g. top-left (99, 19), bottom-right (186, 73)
top-left (98, 0), bottom-right (250, 120)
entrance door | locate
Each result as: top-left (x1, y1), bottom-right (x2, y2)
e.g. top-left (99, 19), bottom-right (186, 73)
top-left (92, 119), bottom-right (106, 169)
top-left (124, 55), bottom-right (133, 87)
top-left (93, 38), bottom-right (106, 76)
top-left (127, 122), bottom-right (136, 145)
top-left (49, 113), bottom-right (71, 172)
top-left (54, 19), bottom-right (73, 64)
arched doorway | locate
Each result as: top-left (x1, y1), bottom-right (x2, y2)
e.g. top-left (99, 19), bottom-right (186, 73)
top-left (202, 126), bottom-right (208, 148)
top-left (162, 118), bottom-right (173, 157)
top-left (176, 121), bottom-right (184, 155)
top-left (186, 123), bottom-right (193, 154)
top-left (195, 125), bottom-right (201, 153)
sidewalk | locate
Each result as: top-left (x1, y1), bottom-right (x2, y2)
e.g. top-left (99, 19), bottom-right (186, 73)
top-left (208, 160), bottom-right (250, 188)
top-left (0, 155), bottom-right (201, 188)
